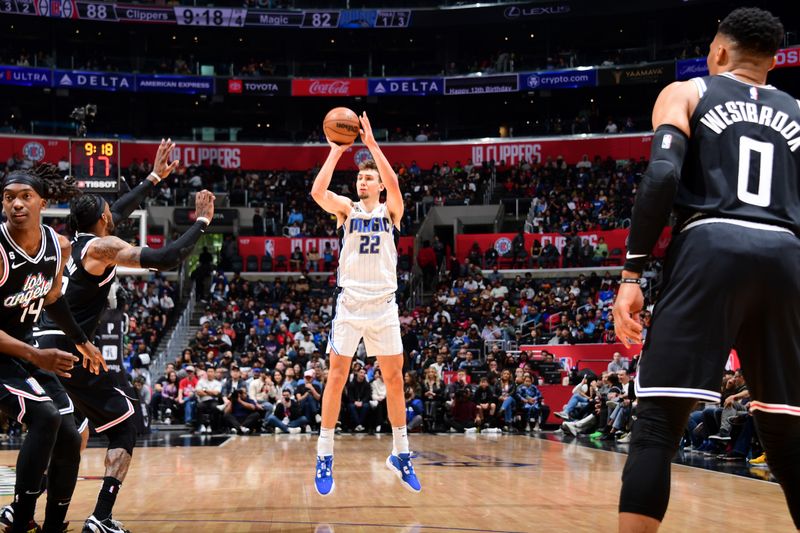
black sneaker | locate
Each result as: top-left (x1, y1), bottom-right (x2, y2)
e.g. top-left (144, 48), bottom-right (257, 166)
top-left (0, 505), bottom-right (41, 533)
top-left (82, 516), bottom-right (130, 533)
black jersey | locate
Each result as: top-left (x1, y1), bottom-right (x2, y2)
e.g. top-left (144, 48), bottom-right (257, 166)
top-left (0, 223), bottom-right (61, 342)
top-left (38, 233), bottom-right (116, 339)
top-left (675, 73), bottom-right (800, 233)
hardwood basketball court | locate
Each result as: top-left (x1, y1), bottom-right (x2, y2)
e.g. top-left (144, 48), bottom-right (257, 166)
top-left (1, 433), bottom-right (789, 532)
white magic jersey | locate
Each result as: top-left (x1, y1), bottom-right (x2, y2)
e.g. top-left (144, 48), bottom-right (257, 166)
top-left (336, 201), bottom-right (399, 300)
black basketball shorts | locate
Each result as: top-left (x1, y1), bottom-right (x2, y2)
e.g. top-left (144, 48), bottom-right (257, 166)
top-left (635, 218), bottom-right (800, 416)
top-left (33, 331), bottom-right (137, 433)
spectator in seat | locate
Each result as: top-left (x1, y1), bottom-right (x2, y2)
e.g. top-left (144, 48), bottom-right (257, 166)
top-left (445, 387), bottom-right (479, 433)
top-left (287, 207), bottom-right (303, 225)
top-left (405, 386), bottom-right (424, 432)
top-left (446, 370), bottom-right (471, 409)
top-left (555, 375), bottom-right (591, 420)
top-left (484, 246), bottom-right (499, 268)
top-left (296, 369), bottom-right (322, 430)
top-left (290, 246), bottom-right (304, 271)
top-left (265, 389), bottom-right (307, 434)
top-left (178, 365), bottom-right (199, 425)
top-left (306, 247), bottom-right (320, 272)
top-left (530, 240), bottom-right (543, 267)
top-left (370, 368), bottom-right (388, 432)
top-left (196, 368), bottom-right (223, 434)
top-left (709, 370), bottom-right (750, 441)
top-left (421, 367), bottom-right (445, 432)
top-left (249, 368), bottom-right (276, 420)
top-left (468, 242), bottom-right (482, 266)
top-left (153, 369), bottom-right (179, 422)
top-left (323, 242), bottom-right (335, 270)
top-left (417, 240), bottom-right (437, 290)
top-left (253, 207), bottom-right (265, 236)
top-left (347, 368), bottom-right (371, 432)
top-left (593, 237), bottom-right (609, 264)
top-left (510, 230), bottom-right (527, 267)
top-left (516, 375), bottom-right (550, 431)
top-left (473, 376), bottom-right (497, 429)
top-left (607, 352), bottom-right (628, 373)
top-left (539, 241), bottom-right (559, 268)
top-left (223, 388), bottom-right (264, 435)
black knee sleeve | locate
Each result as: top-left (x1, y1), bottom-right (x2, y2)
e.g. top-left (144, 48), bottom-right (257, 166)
top-left (753, 411), bottom-right (800, 528)
top-left (104, 419), bottom-right (137, 455)
top-left (619, 397), bottom-right (696, 521)
top-left (16, 400), bottom-right (61, 493)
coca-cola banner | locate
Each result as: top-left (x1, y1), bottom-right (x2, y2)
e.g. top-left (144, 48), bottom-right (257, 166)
top-left (237, 236), bottom-right (415, 270)
top-left (0, 133), bottom-right (652, 171)
top-left (455, 228), bottom-right (672, 264)
top-left (291, 78), bottom-right (369, 97)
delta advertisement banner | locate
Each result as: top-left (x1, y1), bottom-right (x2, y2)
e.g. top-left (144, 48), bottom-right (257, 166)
top-left (520, 69), bottom-right (596, 90)
top-left (54, 69), bottom-right (135, 92)
top-left (443, 74), bottom-right (519, 95)
top-left (368, 77), bottom-right (443, 96)
top-left (0, 133), bottom-right (653, 171)
top-left (455, 228), bottom-right (672, 263)
top-left (0, 65), bottom-right (52, 87)
top-left (598, 61), bottom-right (675, 86)
top-left (291, 78), bottom-right (369, 97)
top-left (237, 236), bottom-right (415, 268)
top-left (135, 74), bottom-right (214, 95)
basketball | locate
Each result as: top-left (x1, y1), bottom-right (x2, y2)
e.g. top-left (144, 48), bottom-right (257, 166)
top-left (323, 107), bottom-right (360, 144)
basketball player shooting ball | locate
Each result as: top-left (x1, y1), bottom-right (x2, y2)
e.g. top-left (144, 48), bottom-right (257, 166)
top-left (612, 8), bottom-right (799, 532)
top-left (311, 111), bottom-right (420, 496)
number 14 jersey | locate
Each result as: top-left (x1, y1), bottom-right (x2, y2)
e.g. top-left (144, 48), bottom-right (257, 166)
top-left (0, 223), bottom-right (61, 342)
top-left (336, 201), bottom-right (399, 301)
top-left (677, 73), bottom-right (800, 234)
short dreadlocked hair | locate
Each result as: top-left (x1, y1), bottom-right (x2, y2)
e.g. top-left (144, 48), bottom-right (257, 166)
top-left (2, 163), bottom-right (82, 203)
top-left (718, 7), bottom-right (784, 58)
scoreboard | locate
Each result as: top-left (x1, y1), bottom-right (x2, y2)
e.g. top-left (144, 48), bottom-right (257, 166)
top-left (69, 139), bottom-right (121, 193)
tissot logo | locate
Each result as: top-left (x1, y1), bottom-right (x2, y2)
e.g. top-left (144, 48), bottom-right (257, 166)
top-left (77, 180), bottom-right (118, 189)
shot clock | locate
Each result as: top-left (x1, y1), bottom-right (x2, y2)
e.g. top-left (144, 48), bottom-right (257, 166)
top-left (69, 139), bottom-right (121, 193)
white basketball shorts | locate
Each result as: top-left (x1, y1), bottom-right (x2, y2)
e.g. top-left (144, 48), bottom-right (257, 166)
top-left (326, 291), bottom-right (403, 357)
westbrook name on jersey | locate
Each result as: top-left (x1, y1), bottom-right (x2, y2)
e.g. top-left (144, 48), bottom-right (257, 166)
top-left (336, 202), bottom-right (399, 301)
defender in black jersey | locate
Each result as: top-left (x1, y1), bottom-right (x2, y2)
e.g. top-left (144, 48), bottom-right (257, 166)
top-left (612, 8), bottom-right (800, 532)
top-left (0, 165), bottom-right (106, 533)
top-left (32, 140), bottom-right (215, 533)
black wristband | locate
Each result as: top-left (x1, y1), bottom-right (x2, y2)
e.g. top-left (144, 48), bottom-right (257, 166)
top-left (620, 278), bottom-right (642, 285)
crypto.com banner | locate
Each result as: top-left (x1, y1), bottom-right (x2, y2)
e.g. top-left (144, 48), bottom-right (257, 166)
top-left (0, 133), bottom-right (653, 171)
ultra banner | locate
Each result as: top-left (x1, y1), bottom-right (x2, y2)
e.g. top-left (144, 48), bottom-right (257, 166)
top-left (0, 133), bottom-right (654, 171)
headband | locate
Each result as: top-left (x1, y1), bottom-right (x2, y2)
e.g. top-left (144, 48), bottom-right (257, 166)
top-left (3, 172), bottom-right (45, 197)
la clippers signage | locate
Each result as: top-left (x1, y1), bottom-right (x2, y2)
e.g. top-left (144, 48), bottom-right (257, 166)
top-left (0, 133), bottom-right (654, 171)
top-left (774, 46), bottom-right (800, 69)
top-left (291, 78), bottom-right (368, 97)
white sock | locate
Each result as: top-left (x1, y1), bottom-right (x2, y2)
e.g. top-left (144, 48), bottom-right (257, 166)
top-left (392, 425), bottom-right (409, 456)
top-left (317, 427), bottom-right (335, 457)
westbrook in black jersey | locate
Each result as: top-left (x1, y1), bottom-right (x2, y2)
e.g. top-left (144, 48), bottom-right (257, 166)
top-left (612, 8), bottom-right (800, 532)
top-left (32, 139), bottom-right (216, 533)
top-left (0, 164), bottom-right (106, 533)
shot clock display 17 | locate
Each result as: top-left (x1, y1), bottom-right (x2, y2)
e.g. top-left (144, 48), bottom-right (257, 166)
top-left (69, 139), bottom-right (121, 193)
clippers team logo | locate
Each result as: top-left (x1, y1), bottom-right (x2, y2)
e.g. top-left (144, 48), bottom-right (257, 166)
top-left (22, 141), bottom-right (45, 162)
top-left (354, 148), bottom-right (373, 167)
top-left (3, 273), bottom-right (53, 309)
top-left (494, 237), bottom-right (512, 255)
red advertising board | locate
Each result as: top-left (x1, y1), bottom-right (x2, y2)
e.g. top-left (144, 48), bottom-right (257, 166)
top-left (456, 228), bottom-right (672, 264)
top-left (237, 236), bottom-right (415, 271)
top-left (0, 133), bottom-right (653, 172)
top-left (775, 46), bottom-right (800, 69)
top-left (291, 78), bottom-right (369, 97)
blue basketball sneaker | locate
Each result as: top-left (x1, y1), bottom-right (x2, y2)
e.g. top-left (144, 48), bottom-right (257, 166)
top-left (314, 455), bottom-right (335, 496)
top-left (386, 453), bottom-right (422, 493)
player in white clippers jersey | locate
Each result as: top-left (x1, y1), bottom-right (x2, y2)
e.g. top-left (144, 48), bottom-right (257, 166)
top-left (310, 112), bottom-right (420, 496)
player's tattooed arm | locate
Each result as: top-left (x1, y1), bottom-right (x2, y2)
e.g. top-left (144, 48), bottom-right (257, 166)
top-left (85, 236), bottom-right (142, 271)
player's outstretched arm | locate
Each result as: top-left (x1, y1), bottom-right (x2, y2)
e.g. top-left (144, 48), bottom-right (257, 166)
top-left (44, 234), bottom-right (108, 374)
top-left (359, 112), bottom-right (404, 225)
top-left (311, 140), bottom-right (354, 222)
top-left (86, 190), bottom-right (215, 271)
top-left (111, 138), bottom-right (180, 225)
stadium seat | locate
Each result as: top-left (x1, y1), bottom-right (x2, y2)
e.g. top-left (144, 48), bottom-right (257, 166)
top-left (275, 255), bottom-right (287, 271)
top-left (261, 255), bottom-right (273, 271)
top-left (246, 255), bottom-right (259, 272)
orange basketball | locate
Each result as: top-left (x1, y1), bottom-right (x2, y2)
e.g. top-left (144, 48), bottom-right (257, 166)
top-left (323, 107), bottom-right (360, 144)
